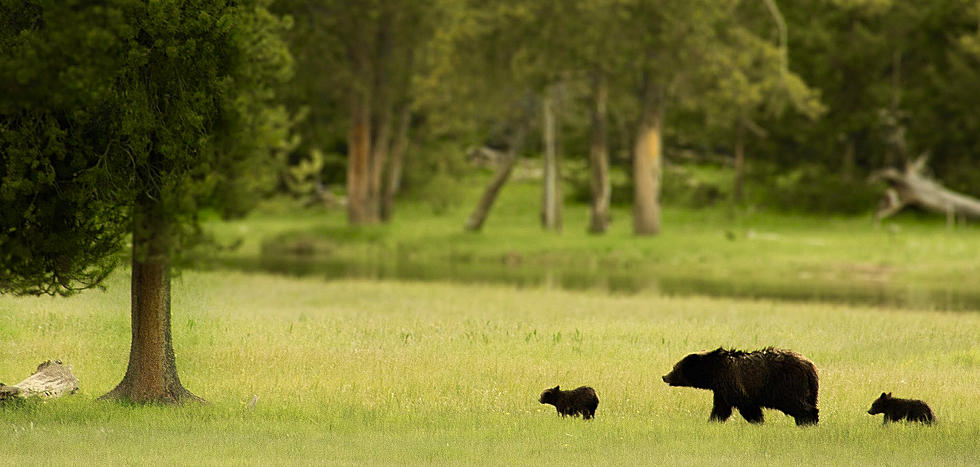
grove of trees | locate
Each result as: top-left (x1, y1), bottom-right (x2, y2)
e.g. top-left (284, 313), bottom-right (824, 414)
top-left (271, 0), bottom-right (980, 232)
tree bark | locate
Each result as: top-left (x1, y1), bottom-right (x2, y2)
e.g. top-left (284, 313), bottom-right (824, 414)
top-left (100, 199), bottom-right (201, 404)
top-left (347, 36), bottom-right (376, 225)
top-left (368, 107), bottom-right (391, 220)
top-left (633, 86), bottom-right (664, 236)
top-left (368, 12), bottom-right (394, 221)
top-left (588, 72), bottom-right (611, 234)
top-left (381, 104), bottom-right (410, 222)
top-left (540, 88), bottom-right (562, 232)
top-left (465, 101), bottom-right (533, 232)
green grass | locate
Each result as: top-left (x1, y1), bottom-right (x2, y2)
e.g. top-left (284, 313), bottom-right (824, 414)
top-left (3, 270), bottom-right (979, 465)
top-left (216, 176), bottom-right (980, 310)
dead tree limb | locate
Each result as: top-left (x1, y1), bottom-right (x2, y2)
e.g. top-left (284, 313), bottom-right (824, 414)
top-left (0, 360), bottom-right (79, 404)
top-left (464, 95), bottom-right (536, 232)
top-left (873, 154), bottom-right (980, 223)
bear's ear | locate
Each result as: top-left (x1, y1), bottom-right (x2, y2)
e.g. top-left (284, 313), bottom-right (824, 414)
top-left (554, 385), bottom-right (560, 391)
top-left (886, 392), bottom-right (892, 397)
top-left (880, 392), bottom-right (887, 398)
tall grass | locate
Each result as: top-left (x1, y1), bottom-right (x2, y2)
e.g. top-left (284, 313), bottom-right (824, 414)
top-left (2, 270), bottom-right (978, 465)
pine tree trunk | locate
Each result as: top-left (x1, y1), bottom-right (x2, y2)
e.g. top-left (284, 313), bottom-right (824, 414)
top-left (588, 72), bottom-right (611, 234)
top-left (540, 89), bottom-right (562, 232)
top-left (633, 94), bottom-right (663, 236)
top-left (100, 199), bottom-right (200, 404)
top-left (347, 38), bottom-right (376, 225)
top-left (347, 90), bottom-right (376, 224)
top-left (369, 104), bottom-right (391, 221)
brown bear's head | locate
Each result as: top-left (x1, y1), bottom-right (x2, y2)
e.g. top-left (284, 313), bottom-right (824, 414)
top-left (868, 392), bottom-right (892, 415)
top-left (662, 348), bottom-right (725, 390)
top-left (539, 385), bottom-right (561, 405)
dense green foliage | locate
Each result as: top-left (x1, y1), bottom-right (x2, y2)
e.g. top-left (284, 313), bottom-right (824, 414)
top-left (267, 0), bottom-right (980, 214)
top-left (2, 271), bottom-right (979, 463)
top-left (0, 0), bottom-right (291, 295)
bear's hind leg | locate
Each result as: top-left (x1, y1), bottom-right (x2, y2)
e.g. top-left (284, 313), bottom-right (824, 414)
top-left (737, 405), bottom-right (765, 424)
top-left (794, 409), bottom-right (819, 426)
top-left (790, 404), bottom-right (819, 426)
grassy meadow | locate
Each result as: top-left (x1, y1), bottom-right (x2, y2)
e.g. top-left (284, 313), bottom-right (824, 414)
top-left (4, 171), bottom-right (980, 464)
top-left (2, 269), bottom-right (980, 465)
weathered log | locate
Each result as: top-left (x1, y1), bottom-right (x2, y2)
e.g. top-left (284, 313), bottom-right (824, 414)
top-left (873, 155), bottom-right (980, 223)
top-left (0, 360), bottom-right (79, 404)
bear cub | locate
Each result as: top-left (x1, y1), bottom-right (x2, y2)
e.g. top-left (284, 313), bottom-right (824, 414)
top-left (538, 385), bottom-right (598, 420)
top-left (662, 347), bottom-right (819, 426)
top-left (867, 392), bottom-right (934, 425)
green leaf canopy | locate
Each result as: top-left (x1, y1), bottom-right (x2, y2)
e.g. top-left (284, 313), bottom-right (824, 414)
top-left (1, 0), bottom-right (291, 296)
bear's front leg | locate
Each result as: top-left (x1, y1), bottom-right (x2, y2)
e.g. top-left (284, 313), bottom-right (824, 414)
top-left (737, 405), bottom-right (765, 424)
top-left (710, 392), bottom-right (733, 422)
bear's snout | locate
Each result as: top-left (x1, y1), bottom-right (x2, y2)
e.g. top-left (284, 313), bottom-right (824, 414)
top-left (867, 409), bottom-right (874, 415)
top-left (662, 374), bottom-right (672, 385)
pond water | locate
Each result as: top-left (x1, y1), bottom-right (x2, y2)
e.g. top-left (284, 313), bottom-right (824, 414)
top-left (214, 254), bottom-right (980, 312)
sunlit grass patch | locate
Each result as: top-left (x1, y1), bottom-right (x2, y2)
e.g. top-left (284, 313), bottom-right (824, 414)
top-left (2, 270), bottom-right (979, 464)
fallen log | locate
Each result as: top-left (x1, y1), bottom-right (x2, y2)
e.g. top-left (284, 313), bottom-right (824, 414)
top-left (873, 154), bottom-right (980, 224)
top-left (0, 360), bottom-right (79, 404)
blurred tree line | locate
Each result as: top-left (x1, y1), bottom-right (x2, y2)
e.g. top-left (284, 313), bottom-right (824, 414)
top-left (270, 0), bottom-right (980, 229)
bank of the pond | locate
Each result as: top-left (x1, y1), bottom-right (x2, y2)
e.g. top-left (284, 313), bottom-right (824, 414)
top-left (201, 184), bottom-right (980, 311)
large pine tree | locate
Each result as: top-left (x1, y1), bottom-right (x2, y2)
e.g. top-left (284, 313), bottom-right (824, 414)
top-left (0, 0), bottom-right (291, 403)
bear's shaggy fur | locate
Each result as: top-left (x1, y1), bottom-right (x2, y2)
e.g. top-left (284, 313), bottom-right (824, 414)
top-left (662, 347), bottom-right (819, 426)
top-left (868, 392), bottom-right (934, 424)
top-left (538, 385), bottom-right (598, 420)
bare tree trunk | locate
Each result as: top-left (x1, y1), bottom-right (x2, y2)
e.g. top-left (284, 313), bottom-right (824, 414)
top-left (346, 34), bottom-right (376, 225)
top-left (588, 72), bottom-right (611, 234)
top-left (465, 101), bottom-right (533, 232)
top-left (347, 98), bottom-right (374, 223)
top-left (368, 12), bottom-right (394, 221)
top-left (381, 104), bottom-right (410, 222)
top-left (633, 84), bottom-right (663, 236)
top-left (540, 88), bottom-right (562, 232)
top-left (733, 117), bottom-right (746, 204)
top-left (101, 199), bottom-right (201, 404)
top-left (762, 0), bottom-right (788, 72)
top-left (369, 105), bottom-right (392, 220)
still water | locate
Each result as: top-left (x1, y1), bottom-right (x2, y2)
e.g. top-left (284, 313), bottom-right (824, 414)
top-left (214, 254), bottom-right (980, 312)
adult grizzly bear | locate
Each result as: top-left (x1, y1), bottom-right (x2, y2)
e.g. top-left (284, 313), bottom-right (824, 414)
top-left (662, 347), bottom-right (819, 426)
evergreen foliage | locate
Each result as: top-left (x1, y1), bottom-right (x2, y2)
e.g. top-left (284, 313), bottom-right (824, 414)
top-left (1, 0), bottom-right (291, 295)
